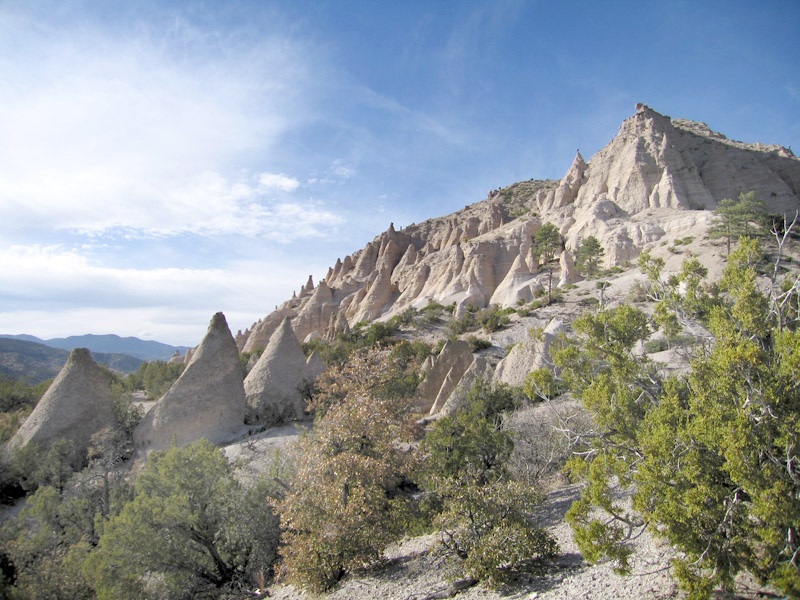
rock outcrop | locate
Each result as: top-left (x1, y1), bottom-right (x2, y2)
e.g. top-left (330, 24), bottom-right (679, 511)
top-left (438, 356), bottom-right (495, 417)
top-left (134, 313), bottom-right (246, 453)
top-left (3, 348), bottom-right (116, 466)
top-left (413, 340), bottom-right (474, 415)
top-left (234, 105), bottom-right (800, 353)
top-left (494, 318), bottom-right (567, 387)
top-left (244, 317), bottom-right (312, 426)
top-left (305, 349), bottom-right (327, 380)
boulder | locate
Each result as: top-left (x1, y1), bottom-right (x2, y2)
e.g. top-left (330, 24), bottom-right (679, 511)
top-left (3, 348), bottom-right (116, 467)
top-left (494, 318), bottom-right (566, 387)
top-left (134, 312), bottom-right (246, 453)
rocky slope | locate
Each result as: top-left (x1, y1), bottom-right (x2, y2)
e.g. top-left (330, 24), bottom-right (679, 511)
top-left (229, 105), bottom-right (799, 354)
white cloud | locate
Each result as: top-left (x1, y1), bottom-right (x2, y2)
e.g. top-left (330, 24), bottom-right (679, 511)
top-left (0, 244), bottom-right (334, 344)
top-left (258, 172), bottom-right (301, 192)
top-left (0, 7), bottom-right (337, 242)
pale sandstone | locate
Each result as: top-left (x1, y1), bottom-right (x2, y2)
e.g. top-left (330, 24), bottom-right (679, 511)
top-left (3, 348), bottom-right (116, 466)
top-left (134, 313), bottom-right (246, 453)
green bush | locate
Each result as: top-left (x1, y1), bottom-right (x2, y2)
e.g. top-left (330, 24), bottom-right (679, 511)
top-left (277, 350), bottom-right (417, 591)
top-left (419, 379), bottom-right (556, 587)
top-left (125, 360), bottom-right (185, 399)
top-left (0, 377), bottom-right (51, 444)
top-left (11, 439), bottom-right (77, 492)
top-left (387, 307), bottom-right (419, 328)
top-left (557, 240), bottom-right (800, 598)
top-left (642, 334), bottom-right (697, 353)
top-left (465, 336), bottom-right (492, 352)
top-left (446, 312), bottom-right (478, 336)
top-left (477, 305), bottom-right (510, 332)
top-left (85, 440), bottom-right (279, 599)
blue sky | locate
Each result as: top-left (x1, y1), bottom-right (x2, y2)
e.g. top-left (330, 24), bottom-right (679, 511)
top-left (0, 0), bottom-right (798, 346)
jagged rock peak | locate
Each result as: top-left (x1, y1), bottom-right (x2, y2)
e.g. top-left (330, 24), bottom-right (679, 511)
top-left (299, 275), bottom-right (315, 297)
top-left (235, 106), bottom-right (800, 351)
top-left (3, 348), bottom-right (116, 466)
top-left (133, 312), bottom-right (246, 453)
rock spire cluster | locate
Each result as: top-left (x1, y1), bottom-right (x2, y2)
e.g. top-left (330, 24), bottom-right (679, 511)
top-left (231, 105), bottom-right (799, 352)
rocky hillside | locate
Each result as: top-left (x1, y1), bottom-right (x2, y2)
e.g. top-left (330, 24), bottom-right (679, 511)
top-left (227, 104), bottom-right (799, 354)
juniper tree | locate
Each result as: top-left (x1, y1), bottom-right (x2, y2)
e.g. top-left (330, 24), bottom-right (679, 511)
top-left (554, 239), bottom-right (800, 599)
top-left (709, 191), bottom-right (767, 256)
top-left (84, 439), bottom-right (279, 599)
top-left (533, 222), bottom-right (563, 303)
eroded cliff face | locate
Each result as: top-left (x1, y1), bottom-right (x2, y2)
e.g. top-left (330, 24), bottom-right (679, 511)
top-left (227, 105), bottom-right (800, 352)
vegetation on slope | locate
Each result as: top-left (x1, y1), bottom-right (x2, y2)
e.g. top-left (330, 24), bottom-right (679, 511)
top-left (549, 236), bottom-right (800, 599)
top-left (2, 197), bottom-right (799, 599)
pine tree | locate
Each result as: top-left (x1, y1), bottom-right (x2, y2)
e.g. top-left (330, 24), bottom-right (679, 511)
top-left (575, 236), bottom-right (604, 277)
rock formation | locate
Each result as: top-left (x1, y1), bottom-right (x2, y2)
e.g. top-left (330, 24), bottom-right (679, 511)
top-left (134, 313), bottom-right (246, 453)
top-left (413, 340), bottom-right (474, 415)
top-left (438, 356), bottom-right (495, 417)
top-left (243, 317), bottom-right (311, 425)
top-left (494, 318), bottom-right (567, 387)
top-left (234, 105), bottom-right (800, 372)
top-left (3, 348), bottom-right (116, 466)
top-left (305, 349), bottom-right (327, 380)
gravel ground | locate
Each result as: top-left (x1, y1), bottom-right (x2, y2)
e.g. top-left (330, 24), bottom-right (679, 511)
top-left (266, 482), bottom-right (779, 600)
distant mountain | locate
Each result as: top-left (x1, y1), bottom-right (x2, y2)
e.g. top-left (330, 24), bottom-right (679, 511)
top-left (0, 334), bottom-right (189, 362)
top-left (0, 338), bottom-right (145, 383)
top-left (0, 338), bottom-right (68, 383)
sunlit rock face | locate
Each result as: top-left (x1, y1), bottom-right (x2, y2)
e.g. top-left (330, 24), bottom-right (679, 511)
top-left (3, 348), bottom-right (116, 467)
top-left (237, 105), bottom-right (800, 354)
top-left (134, 312), bottom-right (246, 453)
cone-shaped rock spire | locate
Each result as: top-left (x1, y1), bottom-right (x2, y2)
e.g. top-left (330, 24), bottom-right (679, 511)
top-left (244, 317), bottom-right (309, 425)
top-left (3, 348), bottom-right (116, 466)
top-left (134, 312), bottom-right (246, 453)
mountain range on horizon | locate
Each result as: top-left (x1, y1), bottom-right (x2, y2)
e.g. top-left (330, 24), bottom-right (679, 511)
top-left (0, 334), bottom-right (191, 382)
top-left (0, 333), bottom-right (190, 362)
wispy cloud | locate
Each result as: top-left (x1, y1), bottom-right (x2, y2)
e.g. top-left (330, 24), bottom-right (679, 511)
top-left (258, 173), bottom-right (301, 192)
top-left (0, 244), bottom-right (332, 344)
top-left (0, 5), bottom-right (338, 243)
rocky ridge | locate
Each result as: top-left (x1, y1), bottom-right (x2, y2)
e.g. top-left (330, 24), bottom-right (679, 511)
top-left (228, 105), bottom-right (799, 356)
